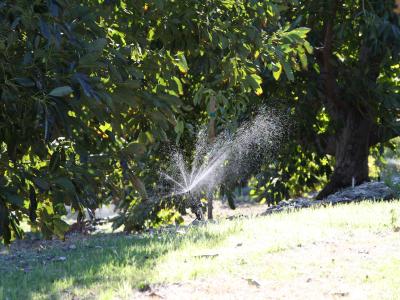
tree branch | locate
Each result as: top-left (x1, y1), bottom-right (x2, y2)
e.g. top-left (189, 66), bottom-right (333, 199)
top-left (369, 124), bottom-right (400, 146)
top-left (320, 0), bottom-right (342, 119)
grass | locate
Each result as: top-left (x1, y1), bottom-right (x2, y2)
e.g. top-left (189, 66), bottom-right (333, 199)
top-left (1, 200), bottom-right (400, 299)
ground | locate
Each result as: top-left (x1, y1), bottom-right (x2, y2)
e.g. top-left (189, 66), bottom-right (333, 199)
top-left (1, 200), bottom-right (400, 300)
top-left (136, 229), bottom-right (400, 300)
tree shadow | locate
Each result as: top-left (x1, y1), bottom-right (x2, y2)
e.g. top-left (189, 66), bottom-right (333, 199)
top-left (0, 225), bottom-right (236, 299)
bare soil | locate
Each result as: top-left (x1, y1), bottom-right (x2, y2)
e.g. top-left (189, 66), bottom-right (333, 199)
top-left (135, 228), bottom-right (400, 300)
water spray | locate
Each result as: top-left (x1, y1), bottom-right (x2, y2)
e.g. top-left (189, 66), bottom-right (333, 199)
top-left (160, 109), bottom-right (285, 221)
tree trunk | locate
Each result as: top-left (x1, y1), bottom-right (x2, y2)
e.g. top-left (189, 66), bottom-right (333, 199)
top-left (316, 110), bottom-right (372, 199)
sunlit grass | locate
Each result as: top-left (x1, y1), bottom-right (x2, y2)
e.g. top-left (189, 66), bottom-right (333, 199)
top-left (1, 200), bottom-right (400, 299)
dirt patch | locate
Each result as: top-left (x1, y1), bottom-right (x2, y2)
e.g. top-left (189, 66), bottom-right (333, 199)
top-left (134, 229), bottom-right (400, 300)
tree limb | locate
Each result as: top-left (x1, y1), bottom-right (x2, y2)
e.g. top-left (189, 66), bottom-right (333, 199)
top-left (369, 124), bottom-right (400, 146)
top-left (320, 0), bottom-right (342, 119)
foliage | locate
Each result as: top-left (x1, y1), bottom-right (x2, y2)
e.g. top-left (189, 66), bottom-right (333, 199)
top-left (98, 0), bottom-right (312, 230)
top-left (5, 0), bottom-right (399, 243)
top-left (250, 0), bottom-right (400, 201)
top-left (0, 0), bottom-right (183, 244)
top-left (0, 0), bottom-right (310, 243)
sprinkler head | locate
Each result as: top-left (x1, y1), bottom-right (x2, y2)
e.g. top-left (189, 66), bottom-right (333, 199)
top-left (185, 190), bottom-right (204, 221)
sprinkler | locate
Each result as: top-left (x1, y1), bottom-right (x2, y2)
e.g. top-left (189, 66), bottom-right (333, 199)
top-left (160, 109), bottom-right (281, 223)
top-left (187, 191), bottom-right (204, 221)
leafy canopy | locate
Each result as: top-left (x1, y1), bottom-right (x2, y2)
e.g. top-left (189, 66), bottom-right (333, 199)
top-left (0, 0), bottom-right (310, 244)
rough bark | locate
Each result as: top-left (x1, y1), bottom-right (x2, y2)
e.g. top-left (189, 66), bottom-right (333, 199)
top-left (316, 110), bottom-right (372, 199)
top-left (313, 0), bottom-right (396, 199)
top-left (313, 121), bottom-right (398, 160)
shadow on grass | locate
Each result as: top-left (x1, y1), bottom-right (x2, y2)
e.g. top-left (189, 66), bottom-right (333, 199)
top-left (0, 225), bottom-right (237, 299)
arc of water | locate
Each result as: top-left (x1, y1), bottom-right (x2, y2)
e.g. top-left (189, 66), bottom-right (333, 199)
top-left (175, 153), bottom-right (190, 188)
top-left (160, 172), bottom-right (186, 190)
top-left (159, 109), bottom-right (282, 199)
top-left (183, 141), bottom-right (232, 193)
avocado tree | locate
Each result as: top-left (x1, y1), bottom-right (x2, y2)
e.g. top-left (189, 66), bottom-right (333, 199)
top-left (250, 0), bottom-right (400, 201)
top-left (0, 0), bottom-right (182, 244)
top-left (0, 0), bottom-right (312, 243)
top-left (100, 0), bottom-right (314, 228)
top-left (302, 0), bottom-right (400, 198)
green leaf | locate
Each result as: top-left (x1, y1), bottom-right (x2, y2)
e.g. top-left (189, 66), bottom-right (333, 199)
top-left (145, 131), bottom-right (155, 143)
top-left (147, 27), bottom-right (155, 41)
top-left (54, 177), bottom-right (76, 193)
top-left (290, 27), bottom-right (310, 38)
top-left (88, 38), bottom-right (107, 52)
top-left (299, 52), bottom-right (308, 70)
top-left (221, 0), bottom-right (235, 8)
top-left (121, 80), bottom-right (142, 89)
top-left (15, 77), bottom-right (35, 87)
top-left (174, 119), bottom-right (184, 134)
top-left (5, 193), bottom-right (24, 207)
top-left (172, 77), bottom-right (183, 95)
top-left (109, 64), bottom-right (123, 82)
top-left (49, 151), bottom-right (61, 173)
top-left (80, 52), bottom-right (101, 66)
top-left (150, 111), bottom-right (169, 129)
top-left (281, 61), bottom-right (294, 81)
top-left (158, 94), bottom-right (182, 106)
top-left (303, 41), bottom-right (313, 54)
top-left (49, 86), bottom-right (73, 97)
top-left (219, 35), bottom-right (229, 49)
top-left (174, 52), bottom-right (189, 73)
top-left (245, 74), bottom-right (263, 95)
top-left (193, 87), bottom-right (207, 105)
top-left (272, 62), bottom-right (283, 80)
top-left (126, 143), bottom-right (146, 157)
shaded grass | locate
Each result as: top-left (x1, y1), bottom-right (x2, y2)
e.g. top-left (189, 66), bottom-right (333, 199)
top-left (1, 200), bottom-right (400, 299)
top-left (0, 221), bottom-right (241, 299)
